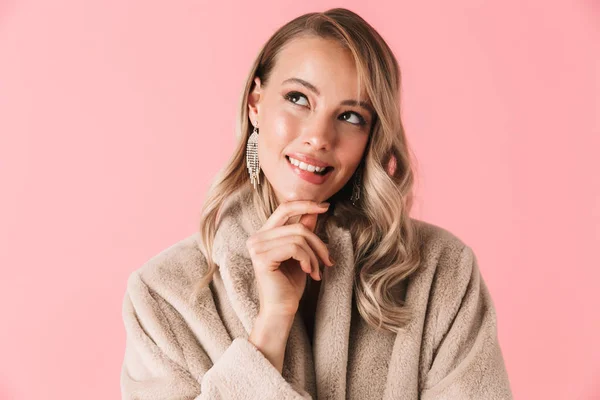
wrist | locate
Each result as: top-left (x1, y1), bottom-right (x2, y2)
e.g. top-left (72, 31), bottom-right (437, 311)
top-left (250, 312), bottom-right (294, 343)
top-left (248, 313), bottom-right (294, 373)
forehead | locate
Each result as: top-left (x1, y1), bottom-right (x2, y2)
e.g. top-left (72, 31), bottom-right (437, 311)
top-left (270, 35), bottom-right (368, 101)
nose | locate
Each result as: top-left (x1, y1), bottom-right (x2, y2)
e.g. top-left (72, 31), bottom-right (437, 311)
top-left (300, 113), bottom-right (334, 151)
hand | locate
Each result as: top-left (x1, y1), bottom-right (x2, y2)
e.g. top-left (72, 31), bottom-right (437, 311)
top-left (245, 200), bottom-right (335, 318)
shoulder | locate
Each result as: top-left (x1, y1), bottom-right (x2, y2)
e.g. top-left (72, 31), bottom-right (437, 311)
top-left (409, 217), bottom-right (477, 292)
top-left (411, 217), bottom-right (470, 260)
top-left (125, 232), bottom-right (210, 305)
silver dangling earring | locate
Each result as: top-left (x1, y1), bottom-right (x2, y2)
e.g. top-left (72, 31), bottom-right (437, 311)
top-left (350, 167), bottom-right (362, 206)
top-left (246, 121), bottom-right (260, 190)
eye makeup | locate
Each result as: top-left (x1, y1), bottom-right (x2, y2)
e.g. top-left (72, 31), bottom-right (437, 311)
top-left (283, 90), bottom-right (368, 126)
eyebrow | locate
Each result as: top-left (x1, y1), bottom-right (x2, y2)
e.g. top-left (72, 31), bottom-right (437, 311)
top-left (282, 77), bottom-right (375, 116)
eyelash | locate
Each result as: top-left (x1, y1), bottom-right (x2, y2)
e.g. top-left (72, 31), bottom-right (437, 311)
top-left (283, 91), bottom-right (367, 126)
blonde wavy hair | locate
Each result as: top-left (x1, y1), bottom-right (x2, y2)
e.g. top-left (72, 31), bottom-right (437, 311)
top-left (192, 8), bottom-right (422, 333)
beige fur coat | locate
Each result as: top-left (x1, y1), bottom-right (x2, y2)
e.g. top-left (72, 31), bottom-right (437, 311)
top-left (120, 187), bottom-right (513, 399)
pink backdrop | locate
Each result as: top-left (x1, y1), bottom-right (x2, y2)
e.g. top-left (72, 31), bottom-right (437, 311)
top-left (0, 1), bottom-right (598, 399)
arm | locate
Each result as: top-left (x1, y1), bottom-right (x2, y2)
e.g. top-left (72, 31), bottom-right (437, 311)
top-left (249, 312), bottom-right (295, 374)
top-left (120, 271), bottom-right (311, 400)
top-left (420, 246), bottom-right (513, 400)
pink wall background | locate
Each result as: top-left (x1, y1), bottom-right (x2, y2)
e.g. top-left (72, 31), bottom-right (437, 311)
top-left (0, 0), bottom-right (598, 399)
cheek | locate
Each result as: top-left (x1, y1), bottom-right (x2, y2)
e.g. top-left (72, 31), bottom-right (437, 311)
top-left (257, 112), bottom-right (299, 161)
top-left (258, 111), bottom-right (300, 155)
top-left (339, 136), bottom-right (368, 166)
top-left (271, 110), bottom-right (301, 142)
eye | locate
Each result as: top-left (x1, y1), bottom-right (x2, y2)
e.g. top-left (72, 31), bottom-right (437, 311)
top-left (284, 91), bottom-right (309, 107)
top-left (340, 111), bottom-right (367, 126)
top-left (284, 91), bottom-right (367, 127)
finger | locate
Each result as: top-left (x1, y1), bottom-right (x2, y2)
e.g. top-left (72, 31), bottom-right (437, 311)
top-left (250, 235), bottom-right (320, 279)
top-left (258, 201), bottom-right (329, 233)
top-left (299, 212), bottom-right (318, 232)
top-left (259, 243), bottom-right (313, 276)
top-left (250, 223), bottom-right (333, 267)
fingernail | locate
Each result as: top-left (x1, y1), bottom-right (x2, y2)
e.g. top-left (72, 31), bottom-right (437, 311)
top-left (318, 202), bottom-right (330, 208)
top-left (328, 255), bottom-right (335, 265)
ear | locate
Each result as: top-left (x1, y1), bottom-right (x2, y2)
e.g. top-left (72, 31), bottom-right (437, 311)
top-left (247, 77), bottom-right (262, 126)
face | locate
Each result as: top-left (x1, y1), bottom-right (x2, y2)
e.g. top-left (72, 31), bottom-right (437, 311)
top-left (247, 35), bottom-right (373, 205)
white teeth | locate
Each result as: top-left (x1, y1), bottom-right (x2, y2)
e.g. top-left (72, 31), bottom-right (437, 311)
top-left (288, 156), bottom-right (327, 172)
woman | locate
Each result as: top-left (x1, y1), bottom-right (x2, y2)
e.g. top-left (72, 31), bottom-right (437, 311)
top-left (120, 8), bottom-right (513, 399)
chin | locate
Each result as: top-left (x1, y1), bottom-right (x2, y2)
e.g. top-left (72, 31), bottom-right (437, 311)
top-left (275, 187), bottom-right (327, 204)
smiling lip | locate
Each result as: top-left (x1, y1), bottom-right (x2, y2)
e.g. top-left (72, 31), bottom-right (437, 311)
top-left (286, 152), bottom-right (331, 168)
top-left (286, 156), bottom-right (333, 185)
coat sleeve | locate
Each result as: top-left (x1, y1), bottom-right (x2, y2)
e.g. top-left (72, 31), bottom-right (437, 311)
top-left (420, 245), bottom-right (513, 400)
top-left (120, 270), bottom-right (311, 400)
